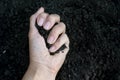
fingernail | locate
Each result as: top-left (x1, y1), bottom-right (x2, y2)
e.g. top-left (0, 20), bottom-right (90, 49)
top-left (38, 18), bottom-right (44, 26)
top-left (49, 46), bottom-right (55, 52)
top-left (44, 22), bottom-right (51, 30)
top-left (47, 36), bottom-right (54, 44)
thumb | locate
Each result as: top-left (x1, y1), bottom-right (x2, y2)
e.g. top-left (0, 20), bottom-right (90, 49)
top-left (29, 7), bottom-right (44, 34)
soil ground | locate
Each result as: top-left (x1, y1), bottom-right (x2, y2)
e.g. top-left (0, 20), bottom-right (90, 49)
top-left (0, 0), bottom-right (120, 80)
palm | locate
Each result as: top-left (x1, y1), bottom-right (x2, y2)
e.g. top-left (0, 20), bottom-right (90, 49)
top-left (29, 32), bottom-right (65, 73)
top-left (29, 32), bottom-right (49, 63)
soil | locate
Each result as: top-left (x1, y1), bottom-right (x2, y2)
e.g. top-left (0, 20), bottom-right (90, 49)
top-left (0, 0), bottom-right (120, 80)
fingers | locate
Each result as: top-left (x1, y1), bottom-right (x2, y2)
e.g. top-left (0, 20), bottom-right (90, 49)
top-left (30, 7), bottom-right (69, 55)
top-left (43, 14), bottom-right (60, 30)
top-left (37, 13), bottom-right (49, 26)
top-left (34, 7), bottom-right (44, 17)
top-left (49, 33), bottom-right (69, 53)
top-left (29, 7), bottom-right (44, 34)
top-left (47, 22), bottom-right (66, 44)
top-left (30, 7), bottom-right (44, 27)
top-left (37, 13), bottom-right (60, 30)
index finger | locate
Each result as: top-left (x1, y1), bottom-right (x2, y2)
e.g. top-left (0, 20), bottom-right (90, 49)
top-left (30, 7), bottom-right (44, 32)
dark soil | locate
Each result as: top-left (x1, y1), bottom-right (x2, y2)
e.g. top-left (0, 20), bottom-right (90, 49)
top-left (0, 0), bottom-right (120, 80)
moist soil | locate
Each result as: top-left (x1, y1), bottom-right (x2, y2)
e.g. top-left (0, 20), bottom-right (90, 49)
top-left (0, 0), bottom-right (120, 80)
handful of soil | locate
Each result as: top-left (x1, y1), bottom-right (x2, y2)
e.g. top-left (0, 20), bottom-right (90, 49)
top-left (35, 22), bottom-right (67, 55)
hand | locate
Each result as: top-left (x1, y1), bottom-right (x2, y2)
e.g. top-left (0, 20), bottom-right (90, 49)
top-left (22, 7), bottom-right (70, 80)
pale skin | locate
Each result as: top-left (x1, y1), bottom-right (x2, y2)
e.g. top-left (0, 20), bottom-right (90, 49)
top-left (22, 7), bottom-right (70, 80)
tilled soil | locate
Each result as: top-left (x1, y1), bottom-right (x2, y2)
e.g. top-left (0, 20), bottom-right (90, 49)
top-left (0, 0), bottom-right (120, 80)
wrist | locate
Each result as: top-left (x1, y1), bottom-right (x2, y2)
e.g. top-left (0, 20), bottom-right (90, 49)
top-left (22, 63), bottom-right (56, 80)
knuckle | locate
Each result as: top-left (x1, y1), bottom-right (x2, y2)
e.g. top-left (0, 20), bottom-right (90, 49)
top-left (41, 13), bottom-right (48, 17)
top-left (51, 27), bottom-right (59, 35)
top-left (64, 34), bottom-right (70, 44)
top-left (59, 22), bottom-right (66, 30)
top-left (38, 13), bottom-right (48, 20)
top-left (48, 15), bottom-right (54, 20)
top-left (49, 14), bottom-right (60, 20)
top-left (54, 22), bottom-right (66, 33)
top-left (54, 14), bottom-right (60, 19)
top-left (66, 36), bottom-right (70, 44)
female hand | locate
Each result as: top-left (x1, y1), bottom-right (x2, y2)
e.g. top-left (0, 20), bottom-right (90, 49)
top-left (22, 7), bottom-right (69, 80)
